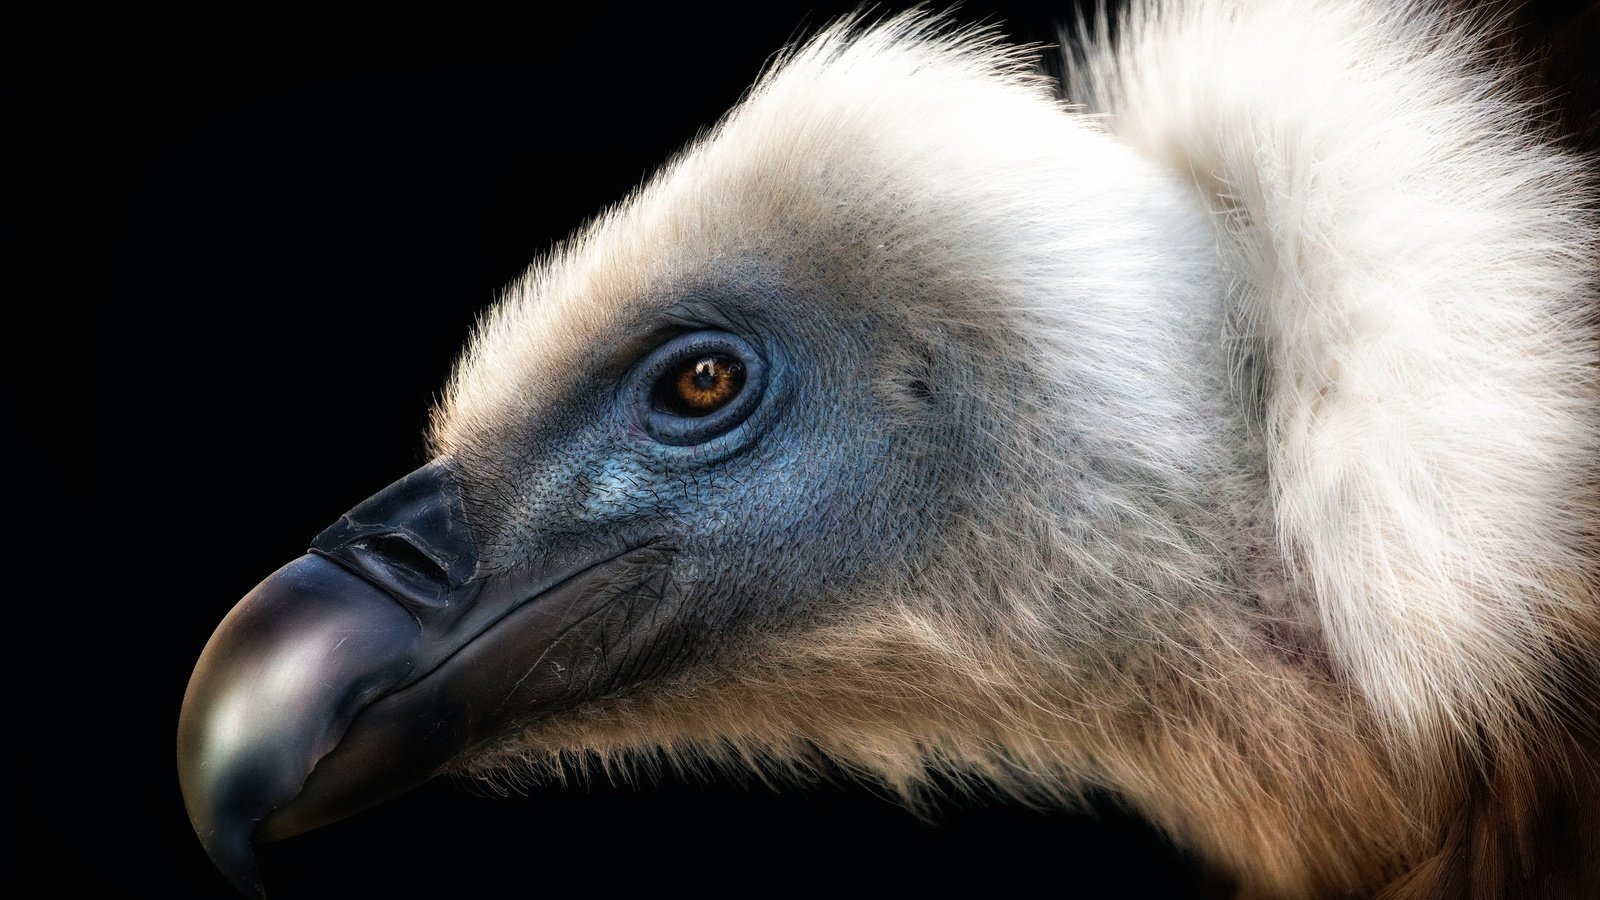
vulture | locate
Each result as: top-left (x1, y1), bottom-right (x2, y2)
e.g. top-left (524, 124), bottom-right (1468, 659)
top-left (179, 0), bottom-right (1599, 896)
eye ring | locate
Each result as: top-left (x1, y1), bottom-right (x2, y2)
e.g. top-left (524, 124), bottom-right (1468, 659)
top-left (633, 330), bottom-right (767, 446)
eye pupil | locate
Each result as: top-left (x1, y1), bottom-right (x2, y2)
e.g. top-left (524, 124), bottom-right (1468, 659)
top-left (692, 360), bottom-right (718, 390)
top-left (656, 354), bottom-right (746, 417)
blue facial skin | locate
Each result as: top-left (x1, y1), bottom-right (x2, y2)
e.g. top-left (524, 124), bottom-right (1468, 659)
top-left (448, 272), bottom-right (942, 710)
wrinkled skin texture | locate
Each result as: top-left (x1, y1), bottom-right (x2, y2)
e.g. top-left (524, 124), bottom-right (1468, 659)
top-left (452, 284), bottom-right (933, 650)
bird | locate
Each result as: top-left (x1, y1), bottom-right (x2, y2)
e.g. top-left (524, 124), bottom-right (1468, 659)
top-left (178, 0), bottom-right (1598, 896)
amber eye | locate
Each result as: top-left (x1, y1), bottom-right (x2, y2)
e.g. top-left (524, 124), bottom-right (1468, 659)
top-left (653, 355), bottom-right (746, 417)
top-left (635, 331), bottom-right (766, 445)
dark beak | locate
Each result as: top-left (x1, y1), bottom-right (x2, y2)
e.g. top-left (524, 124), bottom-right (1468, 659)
top-left (177, 460), bottom-right (663, 896)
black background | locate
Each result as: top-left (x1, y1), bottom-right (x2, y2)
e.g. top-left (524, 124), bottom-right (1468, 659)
top-left (21, 1), bottom-right (1592, 896)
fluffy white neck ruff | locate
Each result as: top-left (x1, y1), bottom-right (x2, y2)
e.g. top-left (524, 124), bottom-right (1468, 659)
top-left (1071, 0), bottom-right (1597, 754)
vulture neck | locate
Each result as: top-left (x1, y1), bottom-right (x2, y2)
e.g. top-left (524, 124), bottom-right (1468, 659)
top-left (461, 4), bottom-right (1599, 894)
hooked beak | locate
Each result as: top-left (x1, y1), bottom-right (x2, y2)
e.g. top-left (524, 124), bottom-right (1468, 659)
top-left (177, 460), bottom-right (666, 895)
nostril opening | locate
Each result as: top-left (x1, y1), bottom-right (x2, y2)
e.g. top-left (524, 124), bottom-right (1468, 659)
top-left (358, 534), bottom-right (449, 586)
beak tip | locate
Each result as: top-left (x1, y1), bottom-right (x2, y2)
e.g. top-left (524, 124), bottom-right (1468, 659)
top-left (202, 825), bottom-right (268, 899)
top-left (180, 757), bottom-right (269, 898)
top-left (178, 553), bottom-right (425, 896)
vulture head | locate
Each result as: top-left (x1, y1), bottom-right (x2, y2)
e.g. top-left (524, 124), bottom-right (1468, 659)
top-left (179, 2), bottom-right (1598, 896)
